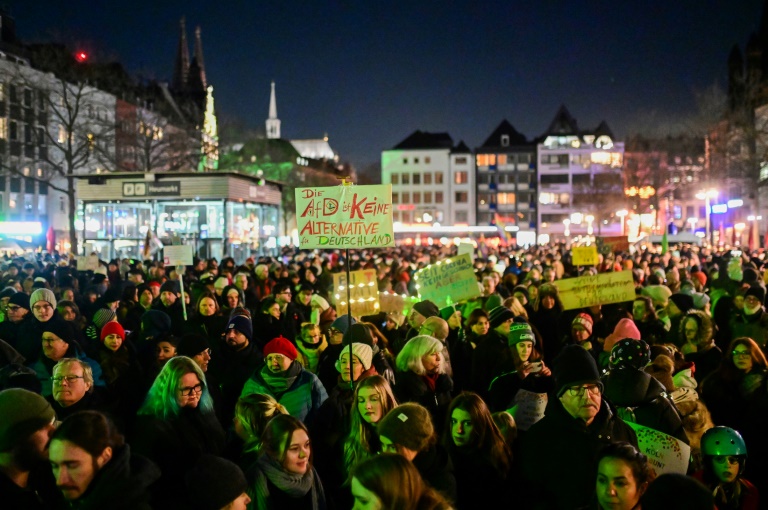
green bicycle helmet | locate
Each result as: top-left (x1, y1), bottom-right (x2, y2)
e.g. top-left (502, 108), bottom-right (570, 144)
top-left (701, 426), bottom-right (747, 456)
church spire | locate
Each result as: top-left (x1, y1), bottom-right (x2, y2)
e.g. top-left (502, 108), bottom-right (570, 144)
top-left (193, 25), bottom-right (207, 89)
top-left (266, 81), bottom-right (281, 139)
top-left (172, 16), bottom-right (190, 92)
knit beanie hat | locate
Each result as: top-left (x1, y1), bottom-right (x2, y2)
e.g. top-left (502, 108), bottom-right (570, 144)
top-left (377, 403), bottom-right (434, 452)
top-left (311, 294), bottom-right (330, 311)
top-left (691, 271), bottom-right (707, 288)
top-left (338, 342), bottom-right (373, 371)
top-left (8, 292), bottom-right (30, 310)
top-left (102, 287), bottom-right (122, 304)
top-left (226, 315), bottom-right (253, 341)
top-left (0, 287), bottom-right (16, 299)
top-left (439, 304), bottom-right (457, 321)
top-left (41, 318), bottom-right (74, 343)
top-left (572, 313), bottom-right (593, 335)
top-left (412, 300), bottom-right (440, 319)
top-left (185, 455), bottom-right (248, 510)
top-left (488, 306), bottom-right (515, 329)
top-left (0, 388), bottom-right (56, 451)
top-left (512, 285), bottom-right (530, 303)
top-left (669, 293), bottom-right (694, 314)
top-left (553, 345), bottom-right (603, 397)
top-left (30, 288), bottom-right (56, 309)
top-left (609, 339), bottom-right (651, 369)
top-left (745, 285), bottom-right (766, 303)
top-left (214, 277), bottom-right (230, 291)
top-left (264, 336), bottom-right (298, 360)
top-left (177, 333), bottom-right (211, 358)
top-left (508, 322), bottom-right (536, 346)
top-left (100, 321), bottom-right (125, 342)
top-left (159, 280), bottom-right (179, 295)
top-left (141, 310), bottom-right (172, 338)
top-left (603, 318), bottom-right (642, 353)
top-left (92, 308), bottom-right (117, 329)
top-left (331, 315), bottom-right (356, 335)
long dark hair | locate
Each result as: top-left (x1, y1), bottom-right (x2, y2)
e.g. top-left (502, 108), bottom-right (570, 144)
top-left (260, 414), bottom-right (313, 471)
top-left (718, 337), bottom-right (768, 384)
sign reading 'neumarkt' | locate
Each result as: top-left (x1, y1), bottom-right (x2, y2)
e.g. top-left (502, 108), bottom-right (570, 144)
top-left (123, 181), bottom-right (182, 197)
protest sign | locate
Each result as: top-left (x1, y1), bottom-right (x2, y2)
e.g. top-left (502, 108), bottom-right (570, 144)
top-left (333, 269), bottom-right (379, 316)
top-left (86, 255), bottom-right (100, 271)
top-left (76, 256), bottom-right (86, 271)
top-left (378, 292), bottom-right (405, 314)
top-left (414, 253), bottom-right (480, 308)
top-left (554, 270), bottom-right (635, 310)
top-left (508, 389), bottom-right (547, 431)
top-left (572, 245), bottom-right (599, 266)
top-left (163, 245), bottom-right (193, 266)
top-left (457, 242), bottom-right (475, 260)
top-left (597, 235), bottom-right (630, 255)
top-left (295, 184), bottom-right (394, 249)
top-left (627, 422), bottom-right (691, 477)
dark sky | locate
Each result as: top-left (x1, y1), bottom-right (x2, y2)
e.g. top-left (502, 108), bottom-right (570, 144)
top-left (9, 0), bottom-right (766, 169)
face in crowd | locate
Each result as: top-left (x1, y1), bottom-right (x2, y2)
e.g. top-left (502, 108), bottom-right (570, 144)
top-left (339, 352), bottom-right (364, 383)
top-left (450, 407), bottom-right (474, 448)
top-left (156, 341), bottom-right (177, 366)
top-left (357, 387), bottom-right (384, 425)
top-left (177, 372), bottom-right (203, 408)
top-left (560, 383), bottom-right (601, 426)
top-left (52, 362), bottom-right (91, 408)
top-left (596, 456), bottom-right (646, 510)
top-left (266, 353), bottom-right (292, 374)
top-left (282, 428), bottom-right (311, 476)
top-left (160, 290), bottom-right (177, 308)
top-left (33, 301), bottom-right (55, 322)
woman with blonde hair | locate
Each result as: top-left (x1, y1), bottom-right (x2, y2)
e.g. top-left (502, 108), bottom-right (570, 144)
top-left (350, 454), bottom-right (452, 510)
top-left (394, 335), bottom-right (453, 433)
top-left (233, 393), bottom-right (288, 471)
top-left (132, 356), bottom-right (226, 506)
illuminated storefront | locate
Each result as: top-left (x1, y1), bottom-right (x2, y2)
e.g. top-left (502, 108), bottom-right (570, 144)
top-left (76, 172), bottom-right (281, 261)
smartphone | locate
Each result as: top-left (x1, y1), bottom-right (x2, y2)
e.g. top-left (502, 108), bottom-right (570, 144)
top-left (527, 362), bottom-right (542, 373)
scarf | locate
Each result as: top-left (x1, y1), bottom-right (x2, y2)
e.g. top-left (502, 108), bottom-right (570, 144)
top-left (422, 372), bottom-right (439, 392)
top-left (260, 360), bottom-right (302, 396)
top-left (252, 454), bottom-right (322, 510)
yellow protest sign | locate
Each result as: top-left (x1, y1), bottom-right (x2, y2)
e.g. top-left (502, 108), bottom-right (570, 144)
top-left (333, 269), bottom-right (380, 316)
top-left (554, 270), bottom-right (635, 310)
top-left (414, 253), bottom-right (480, 308)
top-left (572, 245), bottom-right (599, 266)
top-left (295, 184), bottom-right (394, 249)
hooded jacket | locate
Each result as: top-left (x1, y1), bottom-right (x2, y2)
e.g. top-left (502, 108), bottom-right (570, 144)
top-left (516, 396), bottom-right (637, 510)
top-left (602, 367), bottom-right (688, 443)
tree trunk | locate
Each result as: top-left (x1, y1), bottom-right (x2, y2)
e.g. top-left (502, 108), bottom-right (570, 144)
top-left (68, 177), bottom-right (78, 255)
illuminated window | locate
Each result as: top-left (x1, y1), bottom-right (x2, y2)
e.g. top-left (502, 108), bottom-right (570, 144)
top-left (391, 173), bottom-right (399, 185)
top-left (0, 118), bottom-right (6, 140)
top-left (58, 125), bottom-right (67, 144)
top-left (435, 192), bottom-right (444, 203)
top-left (454, 171), bottom-right (468, 184)
top-left (424, 173), bottom-right (432, 184)
top-left (424, 192), bottom-right (432, 203)
top-left (455, 192), bottom-right (468, 203)
top-left (497, 193), bottom-right (516, 205)
top-left (543, 154), bottom-right (568, 166)
top-left (435, 172), bottom-right (444, 184)
top-left (539, 192), bottom-right (570, 205)
top-left (413, 173), bottom-right (421, 185)
top-left (402, 173), bottom-right (410, 185)
top-left (9, 192), bottom-right (17, 209)
top-left (413, 192), bottom-right (421, 204)
top-left (402, 192), bottom-right (410, 203)
top-left (497, 154), bottom-right (507, 166)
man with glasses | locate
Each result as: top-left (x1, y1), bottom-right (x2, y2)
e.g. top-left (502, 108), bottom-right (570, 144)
top-left (730, 285), bottom-right (768, 350)
top-left (0, 292), bottom-right (31, 352)
top-left (273, 283), bottom-right (305, 342)
top-left (0, 286), bottom-right (16, 322)
top-left (517, 345), bottom-right (637, 510)
top-left (47, 358), bottom-right (107, 421)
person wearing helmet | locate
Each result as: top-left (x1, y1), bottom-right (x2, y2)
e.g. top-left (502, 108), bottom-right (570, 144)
top-left (694, 426), bottom-right (759, 510)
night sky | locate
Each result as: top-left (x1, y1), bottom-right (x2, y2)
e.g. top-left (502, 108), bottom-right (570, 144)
top-left (9, 0), bottom-right (766, 170)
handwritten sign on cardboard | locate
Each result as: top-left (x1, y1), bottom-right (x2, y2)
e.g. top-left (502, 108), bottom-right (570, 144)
top-left (296, 184), bottom-right (394, 249)
top-left (333, 269), bottom-right (379, 316)
top-left (627, 422), bottom-right (691, 477)
top-left (572, 245), bottom-right (599, 266)
top-left (414, 253), bottom-right (480, 308)
top-left (508, 389), bottom-right (547, 431)
top-left (163, 245), bottom-right (193, 266)
top-left (554, 270), bottom-right (635, 310)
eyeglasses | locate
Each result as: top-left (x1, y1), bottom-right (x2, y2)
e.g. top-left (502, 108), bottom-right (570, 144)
top-left (714, 455), bottom-right (740, 465)
top-left (42, 336), bottom-right (63, 345)
top-left (732, 350), bottom-right (751, 359)
top-left (179, 383), bottom-right (203, 396)
top-left (33, 303), bottom-right (53, 312)
top-left (6, 305), bottom-right (21, 312)
top-left (329, 328), bottom-right (342, 336)
top-left (266, 354), bottom-right (286, 364)
top-left (566, 384), bottom-right (602, 397)
top-left (52, 375), bottom-right (84, 384)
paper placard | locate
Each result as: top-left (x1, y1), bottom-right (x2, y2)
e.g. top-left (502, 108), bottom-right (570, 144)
top-left (572, 245), bottom-right (599, 266)
top-left (333, 269), bottom-right (380, 316)
top-left (457, 242), bottom-right (475, 260)
top-left (163, 245), bottom-right (193, 266)
top-left (627, 422), bottom-right (691, 477)
top-left (86, 255), bottom-right (100, 271)
top-left (295, 184), bottom-right (394, 249)
top-left (508, 389), bottom-right (547, 431)
top-left (378, 292), bottom-right (405, 314)
top-left (554, 270), bottom-right (635, 310)
top-left (76, 256), bottom-right (86, 271)
top-left (414, 253), bottom-right (481, 308)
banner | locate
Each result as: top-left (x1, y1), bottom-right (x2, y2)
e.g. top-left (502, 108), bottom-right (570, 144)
top-left (163, 245), bottom-right (193, 266)
top-left (597, 235), bottom-right (630, 254)
top-left (378, 292), bottom-right (405, 314)
top-left (508, 389), bottom-right (547, 431)
top-left (333, 269), bottom-right (379, 316)
top-left (554, 270), bottom-right (635, 310)
top-left (627, 422), bottom-right (691, 477)
top-left (414, 253), bottom-right (481, 308)
top-left (295, 184), bottom-right (394, 249)
top-left (572, 245), bottom-right (599, 266)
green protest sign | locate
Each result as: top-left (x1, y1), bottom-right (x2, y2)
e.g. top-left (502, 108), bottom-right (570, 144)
top-left (414, 253), bottom-right (480, 308)
top-left (295, 184), bottom-right (394, 249)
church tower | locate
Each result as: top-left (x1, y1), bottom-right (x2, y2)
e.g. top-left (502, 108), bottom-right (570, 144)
top-left (266, 81), bottom-right (281, 139)
top-left (172, 17), bottom-right (190, 92)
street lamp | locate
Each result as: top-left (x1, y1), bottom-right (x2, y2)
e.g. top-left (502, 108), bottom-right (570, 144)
top-left (616, 209), bottom-right (628, 236)
top-left (585, 214), bottom-right (595, 236)
top-left (686, 217), bottom-right (698, 233)
top-left (695, 189), bottom-right (718, 246)
top-left (563, 218), bottom-right (571, 237)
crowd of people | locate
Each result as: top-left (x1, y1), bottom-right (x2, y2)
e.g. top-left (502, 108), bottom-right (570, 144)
top-left (0, 242), bottom-right (766, 509)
